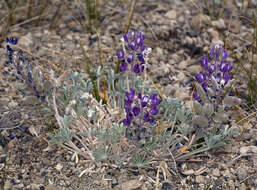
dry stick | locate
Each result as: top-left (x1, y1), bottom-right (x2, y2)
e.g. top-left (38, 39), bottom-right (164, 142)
top-left (10, 13), bottom-right (49, 30)
top-left (227, 153), bottom-right (257, 166)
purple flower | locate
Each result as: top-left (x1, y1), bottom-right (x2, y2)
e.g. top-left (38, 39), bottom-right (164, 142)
top-left (133, 64), bottom-right (140, 73)
top-left (132, 106), bottom-right (141, 116)
top-left (116, 49), bottom-right (125, 59)
top-left (6, 37), bottom-right (18, 45)
top-left (127, 52), bottom-right (133, 63)
top-left (207, 64), bottom-right (216, 74)
top-left (126, 89), bottom-right (135, 100)
top-left (143, 112), bottom-right (150, 122)
top-left (195, 72), bottom-right (206, 83)
top-left (120, 61), bottom-right (127, 72)
top-left (193, 92), bottom-right (201, 102)
top-left (141, 95), bottom-right (149, 107)
top-left (200, 56), bottom-right (209, 69)
top-left (150, 94), bottom-right (162, 105)
top-left (150, 105), bottom-right (159, 115)
top-left (123, 118), bottom-right (131, 126)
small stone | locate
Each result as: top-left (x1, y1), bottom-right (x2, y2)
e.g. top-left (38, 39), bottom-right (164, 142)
top-left (195, 175), bottom-right (205, 184)
top-left (155, 47), bottom-right (163, 55)
top-left (240, 146), bottom-right (257, 154)
top-left (237, 167), bottom-right (248, 180)
top-left (212, 168), bottom-right (221, 177)
top-left (207, 28), bottom-right (219, 38)
top-left (182, 169), bottom-right (195, 175)
top-left (121, 180), bottom-right (142, 190)
top-left (55, 163), bottom-right (63, 172)
top-left (19, 33), bottom-right (33, 47)
top-left (212, 19), bottom-right (226, 30)
top-left (178, 60), bottom-right (188, 69)
top-left (161, 181), bottom-right (173, 190)
top-left (186, 65), bottom-right (202, 74)
top-left (165, 10), bottom-right (177, 19)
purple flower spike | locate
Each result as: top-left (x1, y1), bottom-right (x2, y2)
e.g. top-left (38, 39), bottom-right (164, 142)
top-left (133, 64), bottom-right (140, 73)
top-left (127, 53), bottom-right (133, 63)
top-left (132, 106), bottom-right (141, 116)
top-left (200, 56), bottom-right (209, 69)
top-left (116, 49), bottom-right (125, 59)
top-left (120, 61), bottom-right (127, 72)
top-left (141, 95), bottom-right (149, 107)
top-left (150, 105), bottom-right (159, 115)
top-left (195, 72), bottom-right (206, 83)
top-left (150, 94), bottom-right (162, 105)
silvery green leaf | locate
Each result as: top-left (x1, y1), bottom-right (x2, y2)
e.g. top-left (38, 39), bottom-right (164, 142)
top-left (202, 103), bottom-right (214, 117)
top-left (222, 96), bottom-right (241, 107)
top-left (192, 115), bottom-right (209, 127)
top-left (58, 115), bottom-right (73, 128)
top-left (213, 112), bottom-right (227, 123)
top-left (193, 100), bottom-right (202, 115)
top-left (196, 83), bottom-right (208, 103)
top-left (47, 126), bottom-right (75, 146)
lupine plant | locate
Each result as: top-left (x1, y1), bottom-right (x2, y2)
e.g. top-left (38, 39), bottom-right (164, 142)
top-left (4, 31), bottom-right (241, 170)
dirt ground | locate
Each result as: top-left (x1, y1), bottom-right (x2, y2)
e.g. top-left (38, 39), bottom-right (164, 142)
top-left (0, 0), bottom-right (256, 189)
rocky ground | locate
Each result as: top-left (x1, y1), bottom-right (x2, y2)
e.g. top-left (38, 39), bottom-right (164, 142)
top-left (0, 0), bottom-right (256, 189)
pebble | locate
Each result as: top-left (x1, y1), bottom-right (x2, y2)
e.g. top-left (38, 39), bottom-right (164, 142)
top-left (212, 168), bottom-right (221, 177)
top-left (165, 10), bottom-right (177, 19)
top-left (186, 65), bottom-right (201, 74)
top-left (212, 19), bottom-right (226, 30)
top-left (177, 60), bottom-right (188, 69)
top-left (237, 167), bottom-right (248, 180)
top-left (19, 33), bottom-right (33, 47)
top-left (239, 146), bottom-right (257, 154)
top-left (195, 175), bottom-right (205, 184)
top-left (207, 28), bottom-right (219, 38)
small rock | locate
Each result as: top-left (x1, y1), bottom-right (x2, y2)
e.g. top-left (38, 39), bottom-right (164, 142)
top-left (184, 36), bottom-right (193, 45)
top-left (186, 65), bottom-right (202, 74)
top-left (237, 167), bottom-right (248, 180)
top-left (19, 33), bottom-right (33, 47)
top-left (161, 181), bottom-right (173, 190)
top-left (165, 10), bottom-right (177, 19)
top-left (195, 175), bottom-right (205, 184)
top-left (121, 180), bottom-right (142, 190)
top-left (212, 168), bottom-right (221, 177)
top-left (55, 163), bottom-right (63, 172)
top-left (45, 184), bottom-right (57, 190)
top-left (182, 169), bottom-right (195, 175)
top-left (212, 19), bottom-right (226, 30)
top-left (239, 146), bottom-right (257, 154)
top-left (178, 60), bottom-right (188, 69)
top-left (0, 145), bottom-right (3, 154)
top-left (207, 28), bottom-right (219, 38)
top-left (155, 47), bottom-right (163, 55)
